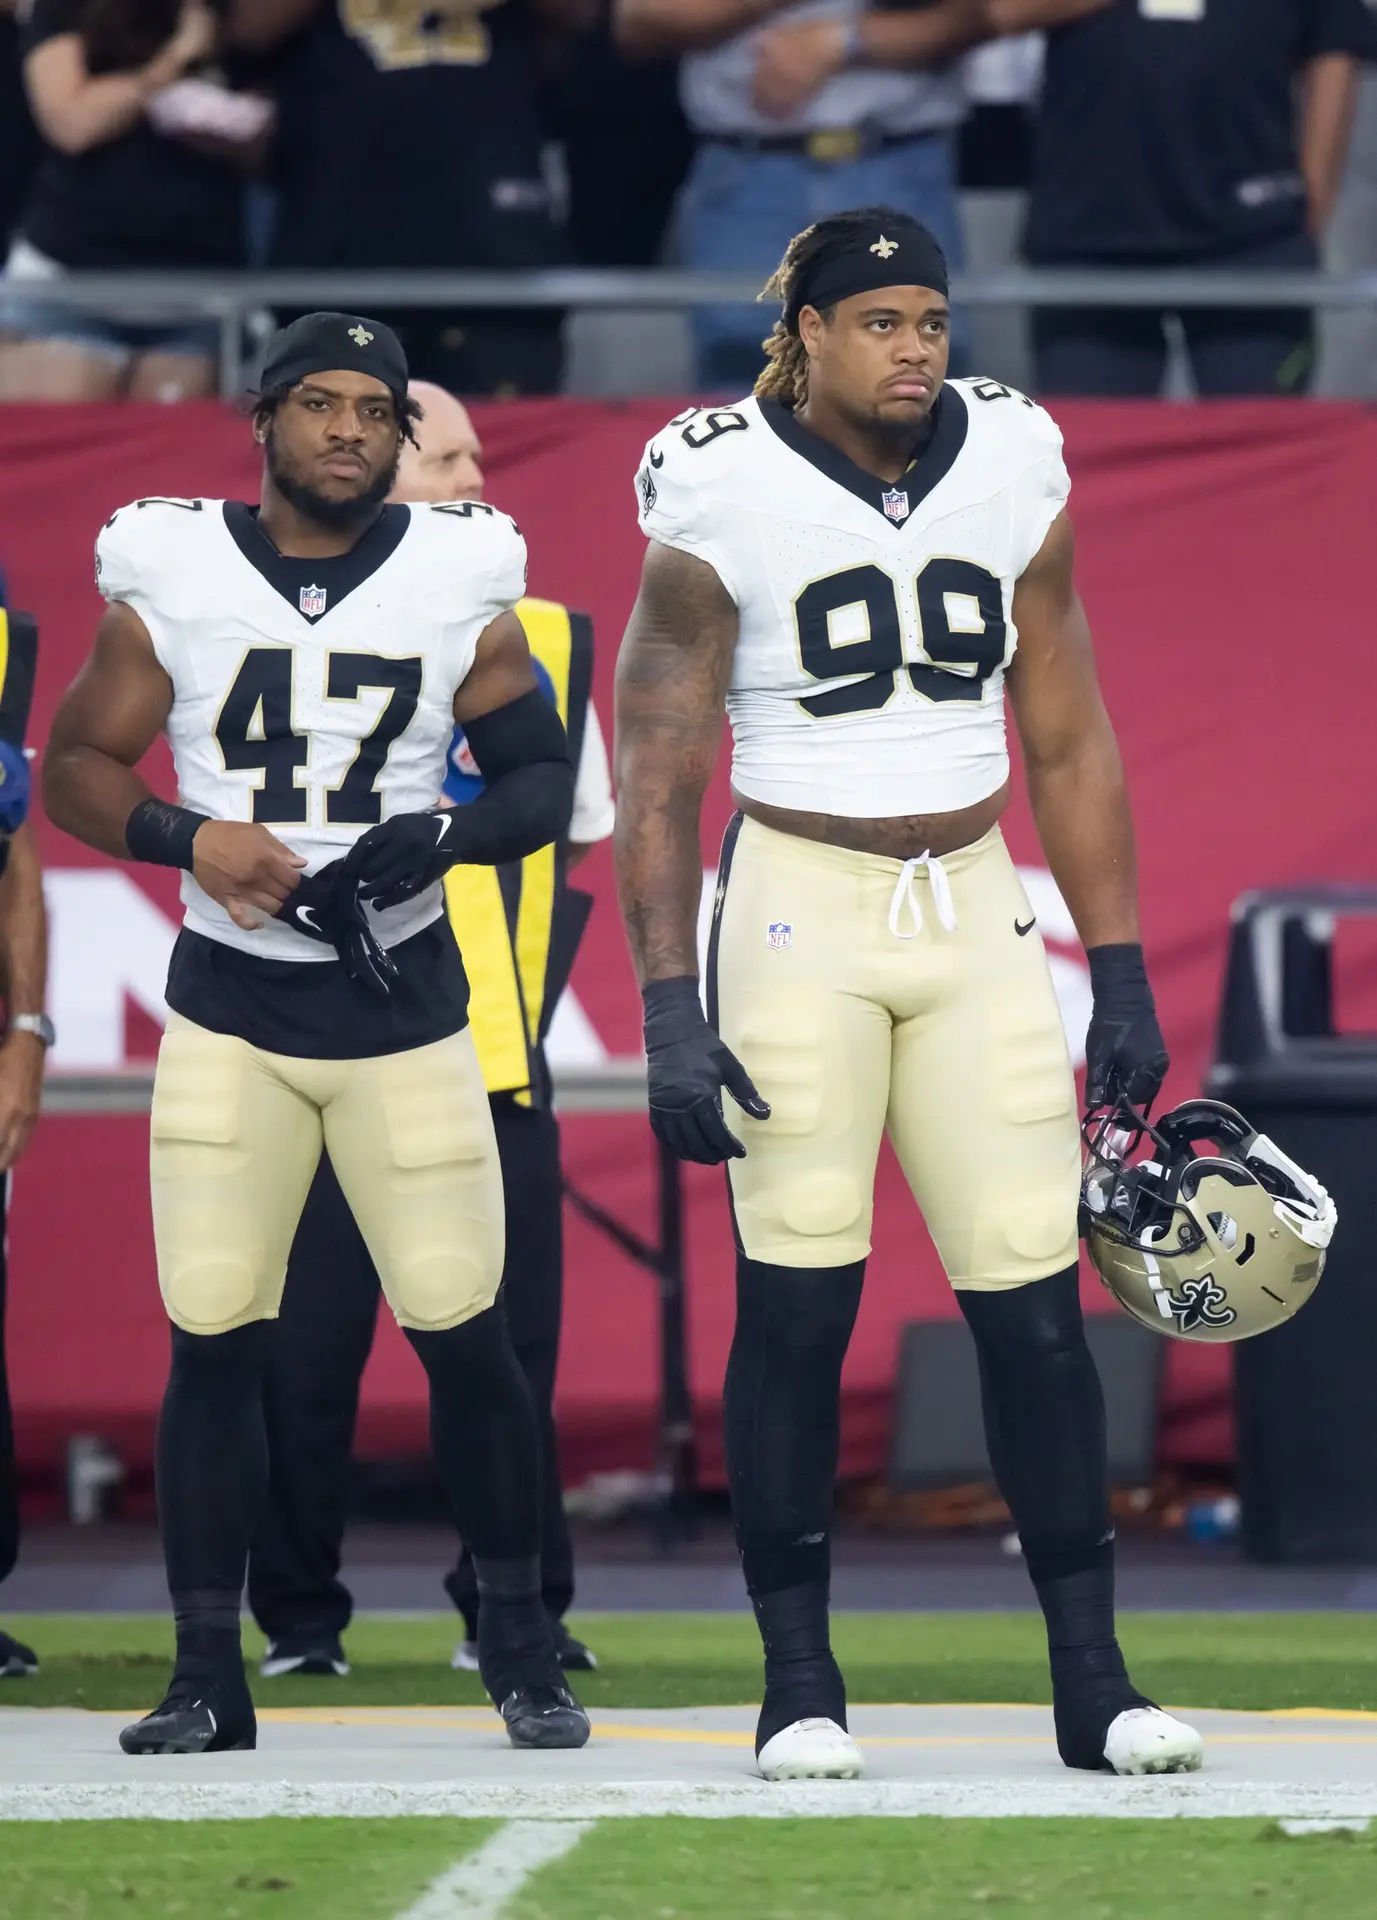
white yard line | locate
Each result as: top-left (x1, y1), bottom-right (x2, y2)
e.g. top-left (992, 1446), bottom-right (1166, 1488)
top-left (395, 1820), bottom-right (594, 1919)
top-left (5, 1780), bottom-right (1377, 1822)
top-left (1276, 1818), bottom-right (1372, 1836)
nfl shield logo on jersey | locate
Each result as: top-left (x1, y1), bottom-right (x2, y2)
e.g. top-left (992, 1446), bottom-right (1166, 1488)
top-left (766, 921), bottom-right (792, 950)
top-left (882, 488), bottom-right (910, 523)
top-left (299, 583), bottom-right (328, 618)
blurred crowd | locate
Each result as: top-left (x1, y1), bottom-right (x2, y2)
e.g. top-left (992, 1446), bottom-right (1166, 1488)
top-left (1, 0), bottom-right (1376, 403)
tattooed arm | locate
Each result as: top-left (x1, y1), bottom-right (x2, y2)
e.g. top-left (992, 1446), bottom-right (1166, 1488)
top-left (615, 540), bottom-right (769, 1164)
top-left (614, 540), bottom-right (739, 986)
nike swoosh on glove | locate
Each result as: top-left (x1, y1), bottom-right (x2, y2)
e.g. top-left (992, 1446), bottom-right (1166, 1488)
top-left (1084, 943), bottom-right (1170, 1111)
top-left (275, 861), bottom-right (399, 1001)
top-left (642, 976), bottom-right (771, 1165)
top-left (342, 810), bottom-right (459, 914)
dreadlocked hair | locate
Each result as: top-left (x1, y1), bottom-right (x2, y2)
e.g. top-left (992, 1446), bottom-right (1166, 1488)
top-left (249, 382), bottom-right (423, 449)
top-left (754, 205), bottom-right (918, 407)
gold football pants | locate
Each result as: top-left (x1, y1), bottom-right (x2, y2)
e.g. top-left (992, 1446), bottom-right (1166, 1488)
top-left (711, 817), bottom-right (1081, 1288)
top-left (149, 1013), bottom-right (505, 1335)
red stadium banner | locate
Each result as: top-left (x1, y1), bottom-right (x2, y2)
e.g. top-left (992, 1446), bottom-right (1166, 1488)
top-left (4, 397), bottom-right (1377, 1497)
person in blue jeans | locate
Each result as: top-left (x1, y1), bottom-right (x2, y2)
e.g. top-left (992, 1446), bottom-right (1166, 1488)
top-left (615, 2), bottom-right (991, 390)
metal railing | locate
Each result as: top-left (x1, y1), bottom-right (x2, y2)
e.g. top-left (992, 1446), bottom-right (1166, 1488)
top-left (40, 1057), bottom-right (648, 1116)
top-left (21, 266), bottom-right (1377, 400)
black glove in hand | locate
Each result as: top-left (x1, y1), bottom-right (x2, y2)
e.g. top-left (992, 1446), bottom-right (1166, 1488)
top-left (1084, 942), bottom-right (1169, 1112)
top-left (643, 976), bottom-right (770, 1165)
top-left (343, 809), bottom-right (461, 913)
top-left (275, 861), bottom-right (399, 1002)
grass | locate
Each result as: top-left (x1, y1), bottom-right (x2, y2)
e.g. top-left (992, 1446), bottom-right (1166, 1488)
top-left (0, 1818), bottom-right (494, 1919)
top-left (512, 1818), bottom-right (1377, 1920)
top-left (2, 1611), bottom-right (1377, 1714)
top-left (1, 1819), bottom-right (1375, 1920)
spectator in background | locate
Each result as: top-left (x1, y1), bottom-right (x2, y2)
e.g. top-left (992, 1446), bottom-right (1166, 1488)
top-left (547, 2), bottom-right (693, 267)
top-left (996, 0), bottom-right (1377, 397)
top-left (0, 2), bottom-right (41, 251)
top-left (614, 0), bottom-right (991, 390)
top-left (232, 0), bottom-right (597, 397)
top-left (0, 0), bottom-right (257, 402)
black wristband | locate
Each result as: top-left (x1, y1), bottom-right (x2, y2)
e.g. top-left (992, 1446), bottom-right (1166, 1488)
top-left (642, 975), bottom-right (706, 1039)
top-left (125, 797), bottom-right (209, 871)
top-left (1086, 942), bottom-right (1149, 999)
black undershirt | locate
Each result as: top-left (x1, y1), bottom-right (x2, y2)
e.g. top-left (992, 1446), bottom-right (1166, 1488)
top-left (19, 0), bottom-right (246, 269)
top-left (166, 918), bottom-right (469, 1060)
top-left (1027, 0), bottom-right (1377, 263)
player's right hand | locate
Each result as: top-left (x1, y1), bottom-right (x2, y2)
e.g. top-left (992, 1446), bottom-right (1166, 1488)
top-left (192, 821), bottom-right (306, 931)
top-left (642, 976), bottom-right (770, 1165)
top-left (274, 859), bottom-right (400, 1001)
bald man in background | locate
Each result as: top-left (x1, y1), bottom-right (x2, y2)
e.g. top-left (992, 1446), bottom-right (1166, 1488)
top-left (247, 383), bottom-right (614, 1680)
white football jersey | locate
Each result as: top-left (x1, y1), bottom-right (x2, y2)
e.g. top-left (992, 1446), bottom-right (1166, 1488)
top-left (96, 496), bottom-right (525, 961)
top-left (634, 381), bottom-right (1070, 818)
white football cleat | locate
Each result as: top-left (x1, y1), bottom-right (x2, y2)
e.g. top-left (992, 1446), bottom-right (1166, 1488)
top-left (1104, 1706), bottom-right (1204, 1775)
top-left (757, 1717), bottom-right (864, 1781)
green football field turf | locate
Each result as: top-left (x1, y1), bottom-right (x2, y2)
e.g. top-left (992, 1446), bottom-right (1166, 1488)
top-left (2, 1610), bottom-right (1377, 1713)
top-left (1, 1817), bottom-right (1375, 1920)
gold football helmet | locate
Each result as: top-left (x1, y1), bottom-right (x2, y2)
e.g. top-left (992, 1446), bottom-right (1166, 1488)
top-left (1081, 1099), bottom-right (1337, 1343)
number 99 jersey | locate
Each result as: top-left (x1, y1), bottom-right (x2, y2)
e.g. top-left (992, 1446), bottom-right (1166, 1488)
top-left (634, 381), bottom-right (1070, 819)
top-left (96, 496), bottom-right (526, 960)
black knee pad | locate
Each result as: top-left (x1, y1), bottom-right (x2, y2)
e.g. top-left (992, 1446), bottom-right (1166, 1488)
top-left (405, 1303), bottom-right (514, 1391)
top-left (956, 1264), bottom-right (1085, 1359)
top-left (731, 1255), bottom-right (865, 1352)
top-left (168, 1319), bottom-right (272, 1387)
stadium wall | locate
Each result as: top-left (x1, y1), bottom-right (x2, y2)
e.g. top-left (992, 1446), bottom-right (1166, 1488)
top-left (4, 397), bottom-right (1376, 1502)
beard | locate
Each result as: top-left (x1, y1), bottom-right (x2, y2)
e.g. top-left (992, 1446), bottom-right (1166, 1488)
top-left (264, 429), bottom-right (401, 534)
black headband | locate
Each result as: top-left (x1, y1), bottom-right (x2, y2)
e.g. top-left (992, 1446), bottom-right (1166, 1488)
top-left (786, 222), bottom-right (949, 331)
top-left (259, 311), bottom-right (409, 399)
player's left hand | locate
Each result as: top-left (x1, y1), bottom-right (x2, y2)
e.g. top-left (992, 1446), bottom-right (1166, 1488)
top-left (341, 809), bottom-right (461, 913)
top-left (752, 19), bottom-right (846, 120)
top-left (0, 1028), bottom-right (44, 1171)
top-left (1084, 942), bottom-right (1170, 1112)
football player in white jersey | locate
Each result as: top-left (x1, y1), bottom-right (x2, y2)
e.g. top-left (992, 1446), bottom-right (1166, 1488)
top-left (42, 313), bottom-right (590, 1758)
top-left (615, 210), bottom-right (1203, 1783)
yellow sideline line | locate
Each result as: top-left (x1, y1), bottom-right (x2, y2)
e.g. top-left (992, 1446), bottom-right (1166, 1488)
top-left (76, 1707), bottom-right (1377, 1749)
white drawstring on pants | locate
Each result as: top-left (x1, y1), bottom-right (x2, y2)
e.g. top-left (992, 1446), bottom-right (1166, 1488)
top-left (888, 851), bottom-right (957, 940)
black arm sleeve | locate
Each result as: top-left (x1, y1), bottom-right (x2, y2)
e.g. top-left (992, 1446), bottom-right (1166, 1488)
top-left (447, 687), bottom-right (575, 867)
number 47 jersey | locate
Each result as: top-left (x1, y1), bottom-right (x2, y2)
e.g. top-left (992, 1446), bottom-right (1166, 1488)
top-left (96, 496), bottom-right (526, 960)
top-left (635, 381), bottom-right (1070, 819)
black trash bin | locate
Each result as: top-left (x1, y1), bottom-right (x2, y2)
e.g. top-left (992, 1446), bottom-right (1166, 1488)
top-left (1207, 886), bottom-right (1377, 1562)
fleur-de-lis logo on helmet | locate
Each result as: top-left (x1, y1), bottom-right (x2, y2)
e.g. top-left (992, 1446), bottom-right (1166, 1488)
top-left (1167, 1276), bottom-right (1237, 1334)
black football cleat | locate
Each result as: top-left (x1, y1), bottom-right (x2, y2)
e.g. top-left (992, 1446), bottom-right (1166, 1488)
top-left (0, 1629), bottom-right (37, 1678)
top-left (498, 1682), bottom-right (591, 1750)
top-left (550, 1621), bottom-right (598, 1672)
top-left (260, 1629), bottom-right (349, 1678)
top-left (119, 1678), bottom-right (257, 1756)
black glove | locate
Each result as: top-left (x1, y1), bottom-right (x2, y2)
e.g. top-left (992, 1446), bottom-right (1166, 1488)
top-left (1084, 943), bottom-right (1169, 1112)
top-left (275, 860), bottom-right (399, 1001)
top-left (643, 976), bottom-right (770, 1165)
top-left (342, 809), bottom-right (461, 914)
